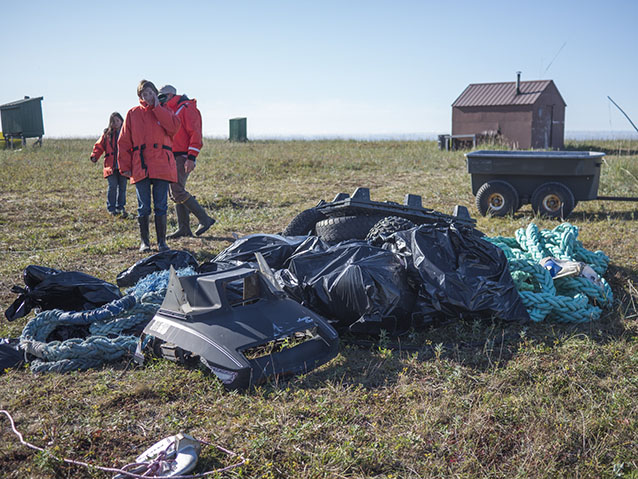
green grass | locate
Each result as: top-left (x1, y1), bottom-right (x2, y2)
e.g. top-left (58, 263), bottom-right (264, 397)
top-left (1, 139), bottom-right (637, 478)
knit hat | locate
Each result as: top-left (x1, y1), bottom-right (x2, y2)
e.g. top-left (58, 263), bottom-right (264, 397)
top-left (159, 85), bottom-right (177, 96)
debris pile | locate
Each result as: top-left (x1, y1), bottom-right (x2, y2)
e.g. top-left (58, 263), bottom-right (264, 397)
top-left (1, 221), bottom-right (615, 382)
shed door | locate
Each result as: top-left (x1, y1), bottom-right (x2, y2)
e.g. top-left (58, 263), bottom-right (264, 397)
top-left (1, 106), bottom-right (22, 135)
top-left (538, 106), bottom-right (552, 149)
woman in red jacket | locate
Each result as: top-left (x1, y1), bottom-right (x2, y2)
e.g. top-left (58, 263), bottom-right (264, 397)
top-left (118, 80), bottom-right (181, 252)
top-left (90, 112), bottom-right (127, 217)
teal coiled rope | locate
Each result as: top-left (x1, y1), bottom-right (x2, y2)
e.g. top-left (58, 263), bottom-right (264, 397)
top-left (485, 223), bottom-right (612, 323)
top-left (20, 267), bottom-right (196, 373)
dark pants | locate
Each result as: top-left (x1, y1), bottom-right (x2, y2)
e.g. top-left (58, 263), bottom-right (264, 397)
top-left (169, 155), bottom-right (192, 204)
top-left (106, 170), bottom-right (127, 213)
top-left (135, 178), bottom-right (169, 217)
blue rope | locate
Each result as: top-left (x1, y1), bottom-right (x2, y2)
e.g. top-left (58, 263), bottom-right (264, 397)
top-left (485, 222), bottom-right (613, 323)
top-left (20, 267), bottom-right (196, 373)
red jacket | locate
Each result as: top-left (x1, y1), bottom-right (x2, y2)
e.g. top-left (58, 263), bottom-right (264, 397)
top-left (91, 130), bottom-right (120, 178)
top-left (165, 95), bottom-right (203, 159)
top-left (118, 101), bottom-right (181, 184)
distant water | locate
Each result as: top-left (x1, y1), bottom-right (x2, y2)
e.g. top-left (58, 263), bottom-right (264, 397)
top-left (225, 133), bottom-right (440, 141)
top-left (216, 131), bottom-right (638, 141)
top-left (565, 130), bottom-right (638, 140)
top-left (59, 131), bottom-right (638, 141)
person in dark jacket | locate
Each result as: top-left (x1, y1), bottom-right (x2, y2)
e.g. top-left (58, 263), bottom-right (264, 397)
top-left (91, 112), bottom-right (127, 217)
top-left (118, 80), bottom-right (181, 252)
top-left (158, 84), bottom-right (215, 238)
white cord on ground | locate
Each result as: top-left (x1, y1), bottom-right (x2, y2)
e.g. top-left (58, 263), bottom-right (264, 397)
top-left (0, 409), bottom-right (246, 478)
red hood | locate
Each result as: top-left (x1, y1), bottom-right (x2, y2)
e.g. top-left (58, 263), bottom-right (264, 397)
top-left (164, 94), bottom-right (202, 157)
top-left (166, 94), bottom-right (196, 112)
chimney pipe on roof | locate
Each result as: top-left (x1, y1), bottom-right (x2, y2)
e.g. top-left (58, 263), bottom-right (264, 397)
top-left (516, 71), bottom-right (521, 95)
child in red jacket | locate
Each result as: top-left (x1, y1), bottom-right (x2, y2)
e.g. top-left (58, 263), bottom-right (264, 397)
top-left (91, 112), bottom-right (128, 217)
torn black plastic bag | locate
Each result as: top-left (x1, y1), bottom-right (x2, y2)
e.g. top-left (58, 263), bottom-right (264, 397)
top-left (384, 224), bottom-right (529, 322)
top-left (5, 266), bottom-right (122, 322)
top-left (0, 339), bottom-right (23, 371)
top-left (116, 250), bottom-right (199, 287)
top-left (277, 240), bottom-right (416, 333)
top-left (210, 234), bottom-right (320, 271)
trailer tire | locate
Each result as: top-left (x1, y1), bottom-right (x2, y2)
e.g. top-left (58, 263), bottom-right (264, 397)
top-left (315, 215), bottom-right (385, 244)
top-left (475, 180), bottom-right (519, 217)
top-left (282, 207), bottom-right (326, 236)
top-left (366, 216), bottom-right (416, 246)
top-left (531, 182), bottom-right (575, 219)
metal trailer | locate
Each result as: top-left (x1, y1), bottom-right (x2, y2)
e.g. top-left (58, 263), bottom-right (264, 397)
top-left (466, 150), bottom-right (638, 219)
top-left (0, 96), bottom-right (44, 148)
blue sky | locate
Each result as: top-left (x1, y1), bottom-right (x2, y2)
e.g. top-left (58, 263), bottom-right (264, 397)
top-left (2, 0), bottom-right (637, 138)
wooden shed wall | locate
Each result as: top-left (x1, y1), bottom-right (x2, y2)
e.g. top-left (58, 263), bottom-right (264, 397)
top-left (452, 106), bottom-right (533, 149)
top-left (451, 81), bottom-right (566, 149)
top-left (531, 83), bottom-right (565, 149)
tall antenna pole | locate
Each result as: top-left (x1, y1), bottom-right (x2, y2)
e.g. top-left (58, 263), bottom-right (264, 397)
top-left (608, 96), bottom-right (638, 134)
top-left (543, 41), bottom-right (567, 76)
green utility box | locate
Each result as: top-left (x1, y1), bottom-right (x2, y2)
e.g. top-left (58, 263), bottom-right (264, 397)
top-left (0, 96), bottom-right (45, 147)
top-left (229, 117), bottom-right (247, 142)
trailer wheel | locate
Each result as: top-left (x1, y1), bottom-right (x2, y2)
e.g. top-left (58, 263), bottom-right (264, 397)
top-left (475, 180), bottom-right (519, 217)
top-left (531, 182), bottom-right (575, 219)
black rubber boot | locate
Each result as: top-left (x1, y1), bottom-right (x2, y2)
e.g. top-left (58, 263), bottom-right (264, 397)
top-left (138, 216), bottom-right (151, 253)
top-left (167, 203), bottom-right (193, 239)
top-left (184, 196), bottom-right (216, 236)
top-left (155, 215), bottom-right (169, 252)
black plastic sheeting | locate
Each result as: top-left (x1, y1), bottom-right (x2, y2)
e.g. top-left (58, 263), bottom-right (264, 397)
top-left (277, 240), bottom-right (416, 333)
top-left (5, 266), bottom-right (122, 322)
top-left (384, 225), bottom-right (530, 322)
top-left (211, 234), bottom-right (414, 332)
top-left (4, 228), bottom-right (528, 333)
top-left (116, 250), bottom-right (199, 287)
top-left (0, 339), bottom-right (22, 371)
top-left (207, 234), bottom-right (311, 271)
top-left (209, 229), bottom-right (528, 332)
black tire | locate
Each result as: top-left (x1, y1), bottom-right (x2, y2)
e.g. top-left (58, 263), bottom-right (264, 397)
top-left (530, 182), bottom-right (575, 219)
top-left (315, 215), bottom-right (385, 244)
top-left (475, 180), bottom-right (520, 217)
top-left (282, 207), bottom-right (326, 236)
top-left (366, 216), bottom-right (416, 246)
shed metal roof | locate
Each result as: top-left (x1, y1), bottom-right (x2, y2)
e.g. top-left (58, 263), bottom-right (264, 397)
top-left (452, 81), bottom-right (561, 107)
top-left (0, 97), bottom-right (44, 109)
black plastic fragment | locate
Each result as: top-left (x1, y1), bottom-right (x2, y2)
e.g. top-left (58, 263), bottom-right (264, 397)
top-left (116, 250), bottom-right (199, 288)
top-left (384, 224), bottom-right (530, 322)
top-left (5, 266), bottom-right (122, 322)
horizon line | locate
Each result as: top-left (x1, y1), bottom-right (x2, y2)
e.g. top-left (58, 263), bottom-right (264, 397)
top-left (41, 130), bottom-right (638, 141)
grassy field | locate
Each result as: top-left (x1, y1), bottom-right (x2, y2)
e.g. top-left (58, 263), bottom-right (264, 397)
top-left (1, 138), bottom-right (637, 478)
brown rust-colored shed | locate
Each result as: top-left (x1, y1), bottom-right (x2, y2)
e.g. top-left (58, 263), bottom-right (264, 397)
top-left (452, 75), bottom-right (566, 149)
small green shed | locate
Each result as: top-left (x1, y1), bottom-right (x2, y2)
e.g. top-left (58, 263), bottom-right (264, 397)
top-left (0, 96), bottom-right (45, 146)
top-left (229, 117), bottom-right (247, 142)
